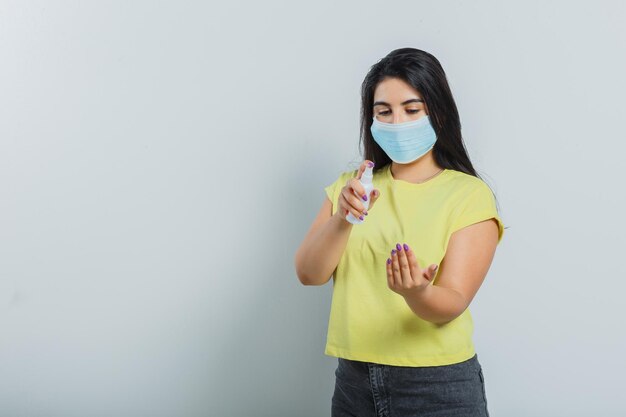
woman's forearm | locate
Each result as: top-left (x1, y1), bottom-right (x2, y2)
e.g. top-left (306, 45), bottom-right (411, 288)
top-left (295, 211), bottom-right (352, 286)
top-left (403, 284), bottom-right (468, 325)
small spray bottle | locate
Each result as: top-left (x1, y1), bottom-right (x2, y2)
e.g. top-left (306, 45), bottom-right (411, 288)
top-left (346, 162), bottom-right (375, 225)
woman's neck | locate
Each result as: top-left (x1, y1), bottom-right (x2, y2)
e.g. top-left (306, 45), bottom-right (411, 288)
top-left (390, 151), bottom-right (443, 184)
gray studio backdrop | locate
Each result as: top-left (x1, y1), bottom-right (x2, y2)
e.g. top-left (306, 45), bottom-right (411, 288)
top-left (1, 1), bottom-right (625, 416)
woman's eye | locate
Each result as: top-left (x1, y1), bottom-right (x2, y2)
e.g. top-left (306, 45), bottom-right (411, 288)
top-left (377, 109), bottom-right (420, 115)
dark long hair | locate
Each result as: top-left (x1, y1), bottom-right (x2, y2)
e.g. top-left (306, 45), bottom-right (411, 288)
top-left (359, 48), bottom-right (505, 219)
top-left (360, 47), bottom-right (477, 177)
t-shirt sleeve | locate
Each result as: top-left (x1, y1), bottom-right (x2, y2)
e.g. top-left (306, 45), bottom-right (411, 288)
top-left (450, 181), bottom-right (505, 244)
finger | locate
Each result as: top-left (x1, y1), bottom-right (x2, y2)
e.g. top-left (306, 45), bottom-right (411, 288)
top-left (345, 183), bottom-right (367, 215)
top-left (348, 178), bottom-right (368, 205)
top-left (368, 189), bottom-right (380, 210)
top-left (403, 244), bottom-right (423, 281)
top-left (356, 163), bottom-right (365, 180)
top-left (390, 248), bottom-right (401, 287)
top-left (396, 243), bottom-right (413, 287)
top-left (386, 257), bottom-right (394, 288)
top-left (357, 160), bottom-right (375, 180)
top-left (424, 264), bottom-right (439, 281)
top-left (339, 191), bottom-right (365, 221)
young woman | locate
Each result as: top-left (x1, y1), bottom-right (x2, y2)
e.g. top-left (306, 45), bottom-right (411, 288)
top-left (294, 48), bottom-right (505, 417)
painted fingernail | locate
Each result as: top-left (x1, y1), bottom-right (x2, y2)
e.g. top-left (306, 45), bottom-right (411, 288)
top-left (396, 243), bottom-right (402, 251)
top-left (359, 215), bottom-right (364, 220)
top-left (364, 210), bottom-right (368, 215)
top-left (403, 243), bottom-right (409, 251)
top-left (391, 249), bottom-right (396, 255)
top-left (387, 258), bottom-right (391, 264)
top-left (367, 161), bottom-right (375, 168)
top-left (362, 194), bottom-right (368, 201)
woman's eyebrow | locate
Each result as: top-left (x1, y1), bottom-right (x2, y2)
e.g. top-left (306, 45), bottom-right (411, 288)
top-left (373, 98), bottom-right (424, 106)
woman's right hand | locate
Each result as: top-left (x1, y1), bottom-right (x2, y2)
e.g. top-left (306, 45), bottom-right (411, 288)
top-left (336, 160), bottom-right (381, 222)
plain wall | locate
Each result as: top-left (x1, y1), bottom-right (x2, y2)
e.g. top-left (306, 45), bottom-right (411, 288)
top-left (1, 1), bottom-right (625, 416)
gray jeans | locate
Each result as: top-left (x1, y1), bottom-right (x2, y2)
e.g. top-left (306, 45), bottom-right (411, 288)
top-left (331, 353), bottom-right (490, 417)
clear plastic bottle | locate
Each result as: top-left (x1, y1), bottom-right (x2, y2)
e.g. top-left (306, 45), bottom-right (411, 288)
top-left (346, 164), bottom-right (374, 225)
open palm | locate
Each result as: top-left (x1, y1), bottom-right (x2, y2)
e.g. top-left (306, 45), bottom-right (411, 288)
top-left (386, 243), bottom-right (438, 298)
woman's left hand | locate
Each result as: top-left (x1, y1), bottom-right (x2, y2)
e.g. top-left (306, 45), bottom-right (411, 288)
top-left (386, 243), bottom-right (438, 298)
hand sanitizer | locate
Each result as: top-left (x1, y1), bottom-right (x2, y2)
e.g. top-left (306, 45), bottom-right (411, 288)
top-left (346, 163), bottom-right (374, 225)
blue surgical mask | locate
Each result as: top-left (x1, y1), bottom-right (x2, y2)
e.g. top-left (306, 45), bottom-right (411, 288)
top-left (370, 115), bottom-right (437, 164)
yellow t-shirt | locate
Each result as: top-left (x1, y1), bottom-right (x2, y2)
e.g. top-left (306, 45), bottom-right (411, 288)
top-left (323, 163), bottom-right (505, 367)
